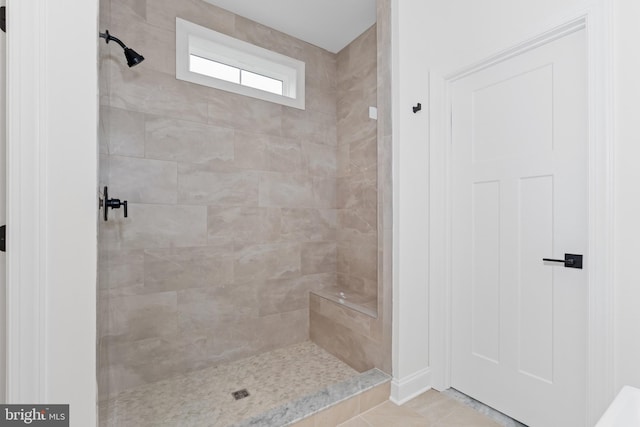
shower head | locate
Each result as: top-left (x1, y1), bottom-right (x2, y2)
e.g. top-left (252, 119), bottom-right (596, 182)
top-left (100, 30), bottom-right (145, 68)
top-left (123, 47), bottom-right (145, 68)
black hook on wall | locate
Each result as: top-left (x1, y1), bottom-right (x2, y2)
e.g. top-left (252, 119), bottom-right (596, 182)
top-left (412, 103), bottom-right (422, 113)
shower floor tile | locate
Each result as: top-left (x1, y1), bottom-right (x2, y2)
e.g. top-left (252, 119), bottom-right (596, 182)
top-left (99, 341), bottom-right (359, 427)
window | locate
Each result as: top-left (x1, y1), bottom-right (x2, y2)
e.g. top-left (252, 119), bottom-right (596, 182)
top-left (176, 18), bottom-right (305, 109)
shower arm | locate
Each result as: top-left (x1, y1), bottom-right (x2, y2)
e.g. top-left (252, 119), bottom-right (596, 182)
top-left (99, 30), bottom-right (127, 50)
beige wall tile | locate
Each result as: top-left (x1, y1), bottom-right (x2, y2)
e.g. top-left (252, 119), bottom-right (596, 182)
top-left (303, 142), bottom-right (337, 178)
top-left (111, 0), bottom-right (146, 23)
top-left (280, 208), bottom-right (337, 242)
top-left (99, 248), bottom-right (145, 290)
top-left (207, 206), bottom-right (281, 243)
top-left (145, 116), bottom-right (234, 166)
top-left (303, 48), bottom-right (337, 91)
top-left (109, 65), bottom-right (209, 123)
top-left (258, 173), bottom-right (313, 208)
top-left (98, 337), bottom-right (183, 397)
top-left (109, 17), bottom-right (175, 76)
top-left (233, 15), bottom-right (307, 59)
top-left (301, 242), bottom-right (337, 275)
top-left (256, 309), bottom-right (309, 351)
top-left (339, 208), bottom-right (377, 241)
top-left (257, 275), bottom-right (319, 316)
top-left (108, 155), bottom-right (178, 204)
top-left (234, 132), bottom-right (304, 173)
top-left (350, 136), bottom-right (378, 174)
top-left (208, 91), bottom-right (283, 136)
top-left (282, 108), bottom-right (337, 146)
top-left (178, 163), bottom-right (259, 206)
top-left (310, 294), bottom-right (373, 338)
top-left (234, 242), bottom-right (301, 283)
top-left (102, 203), bottom-right (208, 249)
top-left (306, 83), bottom-right (338, 116)
top-left (177, 283), bottom-right (258, 332)
top-left (312, 177), bottom-right (338, 208)
top-left (146, 0), bottom-right (235, 34)
top-left (144, 244), bottom-right (234, 291)
top-left (337, 102), bottom-right (377, 148)
top-left (105, 106), bottom-right (145, 157)
top-left (310, 310), bottom-right (380, 372)
top-left (103, 291), bottom-right (178, 342)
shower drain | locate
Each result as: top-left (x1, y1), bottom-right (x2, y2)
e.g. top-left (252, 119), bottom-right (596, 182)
top-left (232, 389), bottom-right (250, 400)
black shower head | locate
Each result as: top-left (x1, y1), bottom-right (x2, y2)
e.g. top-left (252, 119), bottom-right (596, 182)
top-left (124, 47), bottom-right (145, 67)
top-left (100, 30), bottom-right (145, 68)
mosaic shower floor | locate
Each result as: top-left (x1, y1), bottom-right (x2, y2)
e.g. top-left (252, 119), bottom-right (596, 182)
top-left (99, 341), bottom-right (359, 427)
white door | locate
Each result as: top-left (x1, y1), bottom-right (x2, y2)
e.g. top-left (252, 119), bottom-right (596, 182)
top-left (450, 29), bottom-right (587, 426)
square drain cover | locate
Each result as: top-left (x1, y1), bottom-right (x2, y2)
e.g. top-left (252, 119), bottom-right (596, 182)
top-left (232, 389), bottom-right (250, 400)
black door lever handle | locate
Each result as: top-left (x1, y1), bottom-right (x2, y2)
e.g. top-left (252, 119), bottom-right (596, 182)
top-left (543, 258), bottom-right (573, 264)
top-left (543, 253), bottom-right (583, 269)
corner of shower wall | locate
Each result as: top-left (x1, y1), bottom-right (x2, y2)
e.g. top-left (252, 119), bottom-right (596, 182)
top-left (308, 0), bottom-right (393, 375)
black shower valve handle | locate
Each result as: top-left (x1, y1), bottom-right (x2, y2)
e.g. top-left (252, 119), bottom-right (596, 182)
top-left (102, 186), bottom-right (129, 221)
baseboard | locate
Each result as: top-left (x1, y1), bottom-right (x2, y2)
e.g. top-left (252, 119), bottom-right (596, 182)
top-left (389, 367), bottom-right (432, 405)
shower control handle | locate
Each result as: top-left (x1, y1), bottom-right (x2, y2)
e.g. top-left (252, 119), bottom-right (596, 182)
top-left (102, 186), bottom-right (129, 221)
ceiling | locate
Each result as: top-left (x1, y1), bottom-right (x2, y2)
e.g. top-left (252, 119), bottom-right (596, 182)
top-left (202, 0), bottom-right (377, 54)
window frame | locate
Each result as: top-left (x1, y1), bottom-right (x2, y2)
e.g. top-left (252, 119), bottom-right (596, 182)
top-left (176, 18), bottom-right (306, 110)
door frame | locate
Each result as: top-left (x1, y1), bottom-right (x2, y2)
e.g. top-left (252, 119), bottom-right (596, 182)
top-left (428, 5), bottom-right (614, 426)
top-left (5, 0), bottom-right (98, 422)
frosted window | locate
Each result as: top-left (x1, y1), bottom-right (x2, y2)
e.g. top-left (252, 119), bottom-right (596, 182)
top-left (176, 18), bottom-right (305, 109)
top-left (241, 70), bottom-right (283, 95)
top-left (190, 55), bottom-right (240, 84)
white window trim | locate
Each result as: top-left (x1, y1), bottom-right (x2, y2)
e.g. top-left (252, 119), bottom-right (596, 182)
top-left (176, 18), bottom-right (305, 109)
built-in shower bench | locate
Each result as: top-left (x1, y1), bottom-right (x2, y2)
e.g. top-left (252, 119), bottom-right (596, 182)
top-left (310, 287), bottom-right (377, 318)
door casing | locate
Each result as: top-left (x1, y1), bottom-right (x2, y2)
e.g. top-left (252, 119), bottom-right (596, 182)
top-left (427, 7), bottom-right (615, 426)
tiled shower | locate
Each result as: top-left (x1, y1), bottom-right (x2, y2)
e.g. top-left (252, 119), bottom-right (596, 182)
top-left (97, 0), bottom-right (392, 424)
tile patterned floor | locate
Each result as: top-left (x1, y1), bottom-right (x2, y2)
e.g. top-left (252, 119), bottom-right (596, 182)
top-left (338, 389), bottom-right (520, 427)
top-left (99, 341), bottom-right (358, 427)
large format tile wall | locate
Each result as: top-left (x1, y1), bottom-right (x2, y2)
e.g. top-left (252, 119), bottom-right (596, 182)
top-left (98, 0), bottom-right (341, 398)
top-left (309, 26), bottom-right (383, 373)
top-left (336, 26), bottom-right (378, 298)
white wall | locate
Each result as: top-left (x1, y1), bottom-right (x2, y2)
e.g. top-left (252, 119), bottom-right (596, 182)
top-left (613, 0), bottom-right (640, 392)
top-left (390, 0), bottom-right (432, 403)
top-left (6, 0), bottom-right (98, 424)
top-left (392, 0), bottom-right (640, 412)
top-left (44, 1), bottom-right (98, 424)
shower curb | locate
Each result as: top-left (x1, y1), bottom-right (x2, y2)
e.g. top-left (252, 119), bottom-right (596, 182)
top-left (232, 368), bottom-right (391, 427)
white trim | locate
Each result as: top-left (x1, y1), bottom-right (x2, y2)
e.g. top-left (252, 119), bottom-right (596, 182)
top-left (584, 1), bottom-right (616, 424)
top-left (176, 18), bottom-right (306, 110)
top-left (389, 367), bottom-right (432, 405)
top-left (428, 6), bottom-right (615, 425)
top-left (5, 0), bottom-right (49, 403)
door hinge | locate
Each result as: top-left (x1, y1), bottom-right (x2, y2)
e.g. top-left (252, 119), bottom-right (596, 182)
top-left (0, 225), bottom-right (5, 252)
top-left (0, 7), bottom-right (6, 33)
